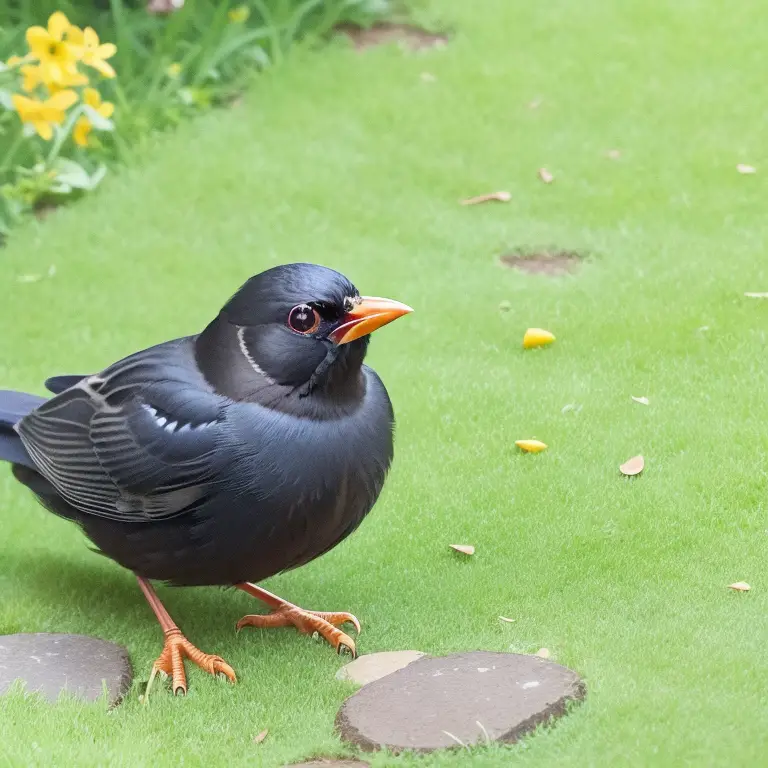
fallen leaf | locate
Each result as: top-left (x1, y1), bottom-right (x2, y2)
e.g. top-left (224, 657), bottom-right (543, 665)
top-left (744, 292), bottom-right (768, 299)
top-left (606, 149), bottom-right (621, 160)
top-left (535, 648), bottom-right (550, 659)
top-left (17, 264), bottom-right (56, 284)
top-left (631, 396), bottom-right (650, 405)
top-left (737, 164), bottom-right (756, 175)
top-left (460, 191), bottom-right (511, 206)
top-left (523, 328), bottom-right (556, 349)
top-left (515, 439), bottom-right (548, 453)
top-left (253, 729), bottom-right (269, 744)
top-left (620, 455), bottom-right (644, 476)
top-left (498, 616), bottom-right (516, 623)
top-left (728, 582), bottom-right (751, 592)
top-left (537, 168), bottom-right (554, 183)
top-left (449, 544), bottom-right (475, 556)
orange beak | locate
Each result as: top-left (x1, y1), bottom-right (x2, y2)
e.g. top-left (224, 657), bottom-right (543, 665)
top-left (330, 296), bottom-right (414, 345)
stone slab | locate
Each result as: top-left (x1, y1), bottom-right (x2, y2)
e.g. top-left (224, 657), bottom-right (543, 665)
top-left (336, 651), bottom-right (585, 753)
top-left (336, 651), bottom-right (427, 686)
top-left (0, 633), bottom-right (132, 706)
top-left (289, 762), bottom-right (369, 768)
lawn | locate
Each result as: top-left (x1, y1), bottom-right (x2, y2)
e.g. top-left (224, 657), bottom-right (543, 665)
top-left (1, 0), bottom-right (767, 765)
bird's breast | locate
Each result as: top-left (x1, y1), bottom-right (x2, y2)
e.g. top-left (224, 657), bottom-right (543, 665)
top-left (210, 368), bottom-right (395, 581)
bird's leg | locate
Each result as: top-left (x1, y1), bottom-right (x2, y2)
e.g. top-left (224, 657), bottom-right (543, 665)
top-left (137, 576), bottom-right (236, 697)
top-left (235, 582), bottom-right (360, 657)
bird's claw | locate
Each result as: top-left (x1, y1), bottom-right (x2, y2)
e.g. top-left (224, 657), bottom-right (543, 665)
top-left (237, 605), bottom-right (360, 658)
top-left (145, 628), bottom-right (236, 700)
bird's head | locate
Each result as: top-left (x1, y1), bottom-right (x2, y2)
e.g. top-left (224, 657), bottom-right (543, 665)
top-left (196, 263), bottom-right (412, 401)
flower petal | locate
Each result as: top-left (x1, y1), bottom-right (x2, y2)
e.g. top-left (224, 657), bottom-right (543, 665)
top-left (92, 59), bottom-right (116, 78)
top-left (73, 116), bottom-right (91, 147)
top-left (20, 65), bottom-right (43, 92)
top-left (26, 27), bottom-right (51, 56)
top-left (66, 26), bottom-right (84, 46)
top-left (96, 42), bottom-right (117, 60)
top-left (48, 11), bottom-right (71, 41)
top-left (83, 87), bottom-right (101, 108)
top-left (48, 89), bottom-right (78, 110)
top-left (35, 120), bottom-right (54, 140)
top-left (12, 93), bottom-right (37, 121)
top-left (99, 101), bottom-right (115, 118)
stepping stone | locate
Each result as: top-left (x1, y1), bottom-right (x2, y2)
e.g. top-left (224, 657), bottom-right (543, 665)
top-left (336, 651), bottom-right (585, 753)
top-left (290, 762), bottom-right (369, 767)
top-left (336, 650), bottom-right (427, 686)
top-left (0, 633), bottom-right (132, 706)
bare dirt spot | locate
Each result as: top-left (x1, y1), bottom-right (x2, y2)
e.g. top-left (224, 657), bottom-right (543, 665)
top-left (290, 761), bottom-right (369, 768)
top-left (338, 23), bottom-right (448, 52)
top-left (500, 248), bottom-right (584, 276)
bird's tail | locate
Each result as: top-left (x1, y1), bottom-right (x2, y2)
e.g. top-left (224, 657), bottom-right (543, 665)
top-left (0, 390), bottom-right (47, 469)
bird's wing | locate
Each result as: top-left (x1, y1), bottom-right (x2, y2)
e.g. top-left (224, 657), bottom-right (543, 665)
top-left (17, 373), bottom-right (228, 523)
top-left (45, 374), bottom-right (89, 394)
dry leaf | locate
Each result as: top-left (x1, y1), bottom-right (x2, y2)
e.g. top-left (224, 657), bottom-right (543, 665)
top-left (449, 544), bottom-right (475, 556)
top-left (631, 396), bottom-right (650, 405)
top-left (736, 164), bottom-right (756, 175)
top-left (498, 616), bottom-right (516, 623)
top-left (460, 191), bottom-right (511, 206)
top-left (538, 168), bottom-right (554, 183)
top-left (523, 328), bottom-right (556, 349)
top-left (515, 439), bottom-right (548, 453)
top-left (535, 648), bottom-right (550, 659)
top-left (728, 582), bottom-right (751, 592)
top-left (253, 729), bottom-right (269, 744)
top-left (606, 149), bottom-right (621, 160)
top-left (620, 455), bottom-right (644, 476)
top-left (744, 292), bottom-right (768, 299)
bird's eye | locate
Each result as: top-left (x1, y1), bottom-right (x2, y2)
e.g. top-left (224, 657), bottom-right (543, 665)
top-left (288, 304), bottom-right (320, 334)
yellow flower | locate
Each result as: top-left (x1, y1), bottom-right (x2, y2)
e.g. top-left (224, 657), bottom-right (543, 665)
top-left (73, 87), bottom-right (115, 147)
top-left (166, 62), bottom-right (182, 78)
top-left (25, 12), bottom-right (82, 85)
top-left (6, 54), bottom-right (32, 68)
top-left (228, 5), bottom-right (250, 23)
top-left (67, 26), bottom-right (117, 78)
top-left (12, 89), bottom-right (78, 140)
top-left (21, 63), bottom-right (87, 93)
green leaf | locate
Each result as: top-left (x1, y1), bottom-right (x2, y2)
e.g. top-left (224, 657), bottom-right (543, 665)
top-left (82, 105), bottom-right (115, 132)
top-left (0, 88), bottom-right (13, 110)
top-left (50, 158), bottom-right (92, 190)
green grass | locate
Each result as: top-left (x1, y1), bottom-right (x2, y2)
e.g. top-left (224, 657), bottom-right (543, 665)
top-left (0, 0), bottom-right (390, 233)
top-left (1, 0), bottom-right (768, 765)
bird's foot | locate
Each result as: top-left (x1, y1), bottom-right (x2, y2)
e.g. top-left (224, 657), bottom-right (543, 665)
top-left (236, 604), bottom-right (360, 657)
top-left (146, 628), bottom-right (236, 698)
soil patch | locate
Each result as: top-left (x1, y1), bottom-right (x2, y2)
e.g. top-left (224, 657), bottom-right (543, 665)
top-left (338, 23), bottom-right (448, 52)
top-left (500, 248), bottom-right (584, 276)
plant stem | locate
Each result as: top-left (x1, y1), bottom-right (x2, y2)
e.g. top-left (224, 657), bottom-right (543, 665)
top-left (0, 130), bottom-right (26, 177)
top-left (46, 105), bottom-right (84, 166)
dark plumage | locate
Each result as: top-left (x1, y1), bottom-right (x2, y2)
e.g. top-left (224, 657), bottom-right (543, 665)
top-left (0, 263), bottom-right (412, 693)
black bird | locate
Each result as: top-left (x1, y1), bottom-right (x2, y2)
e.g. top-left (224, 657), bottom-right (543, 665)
top-left (0, 263), bottom-right (412, 694)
